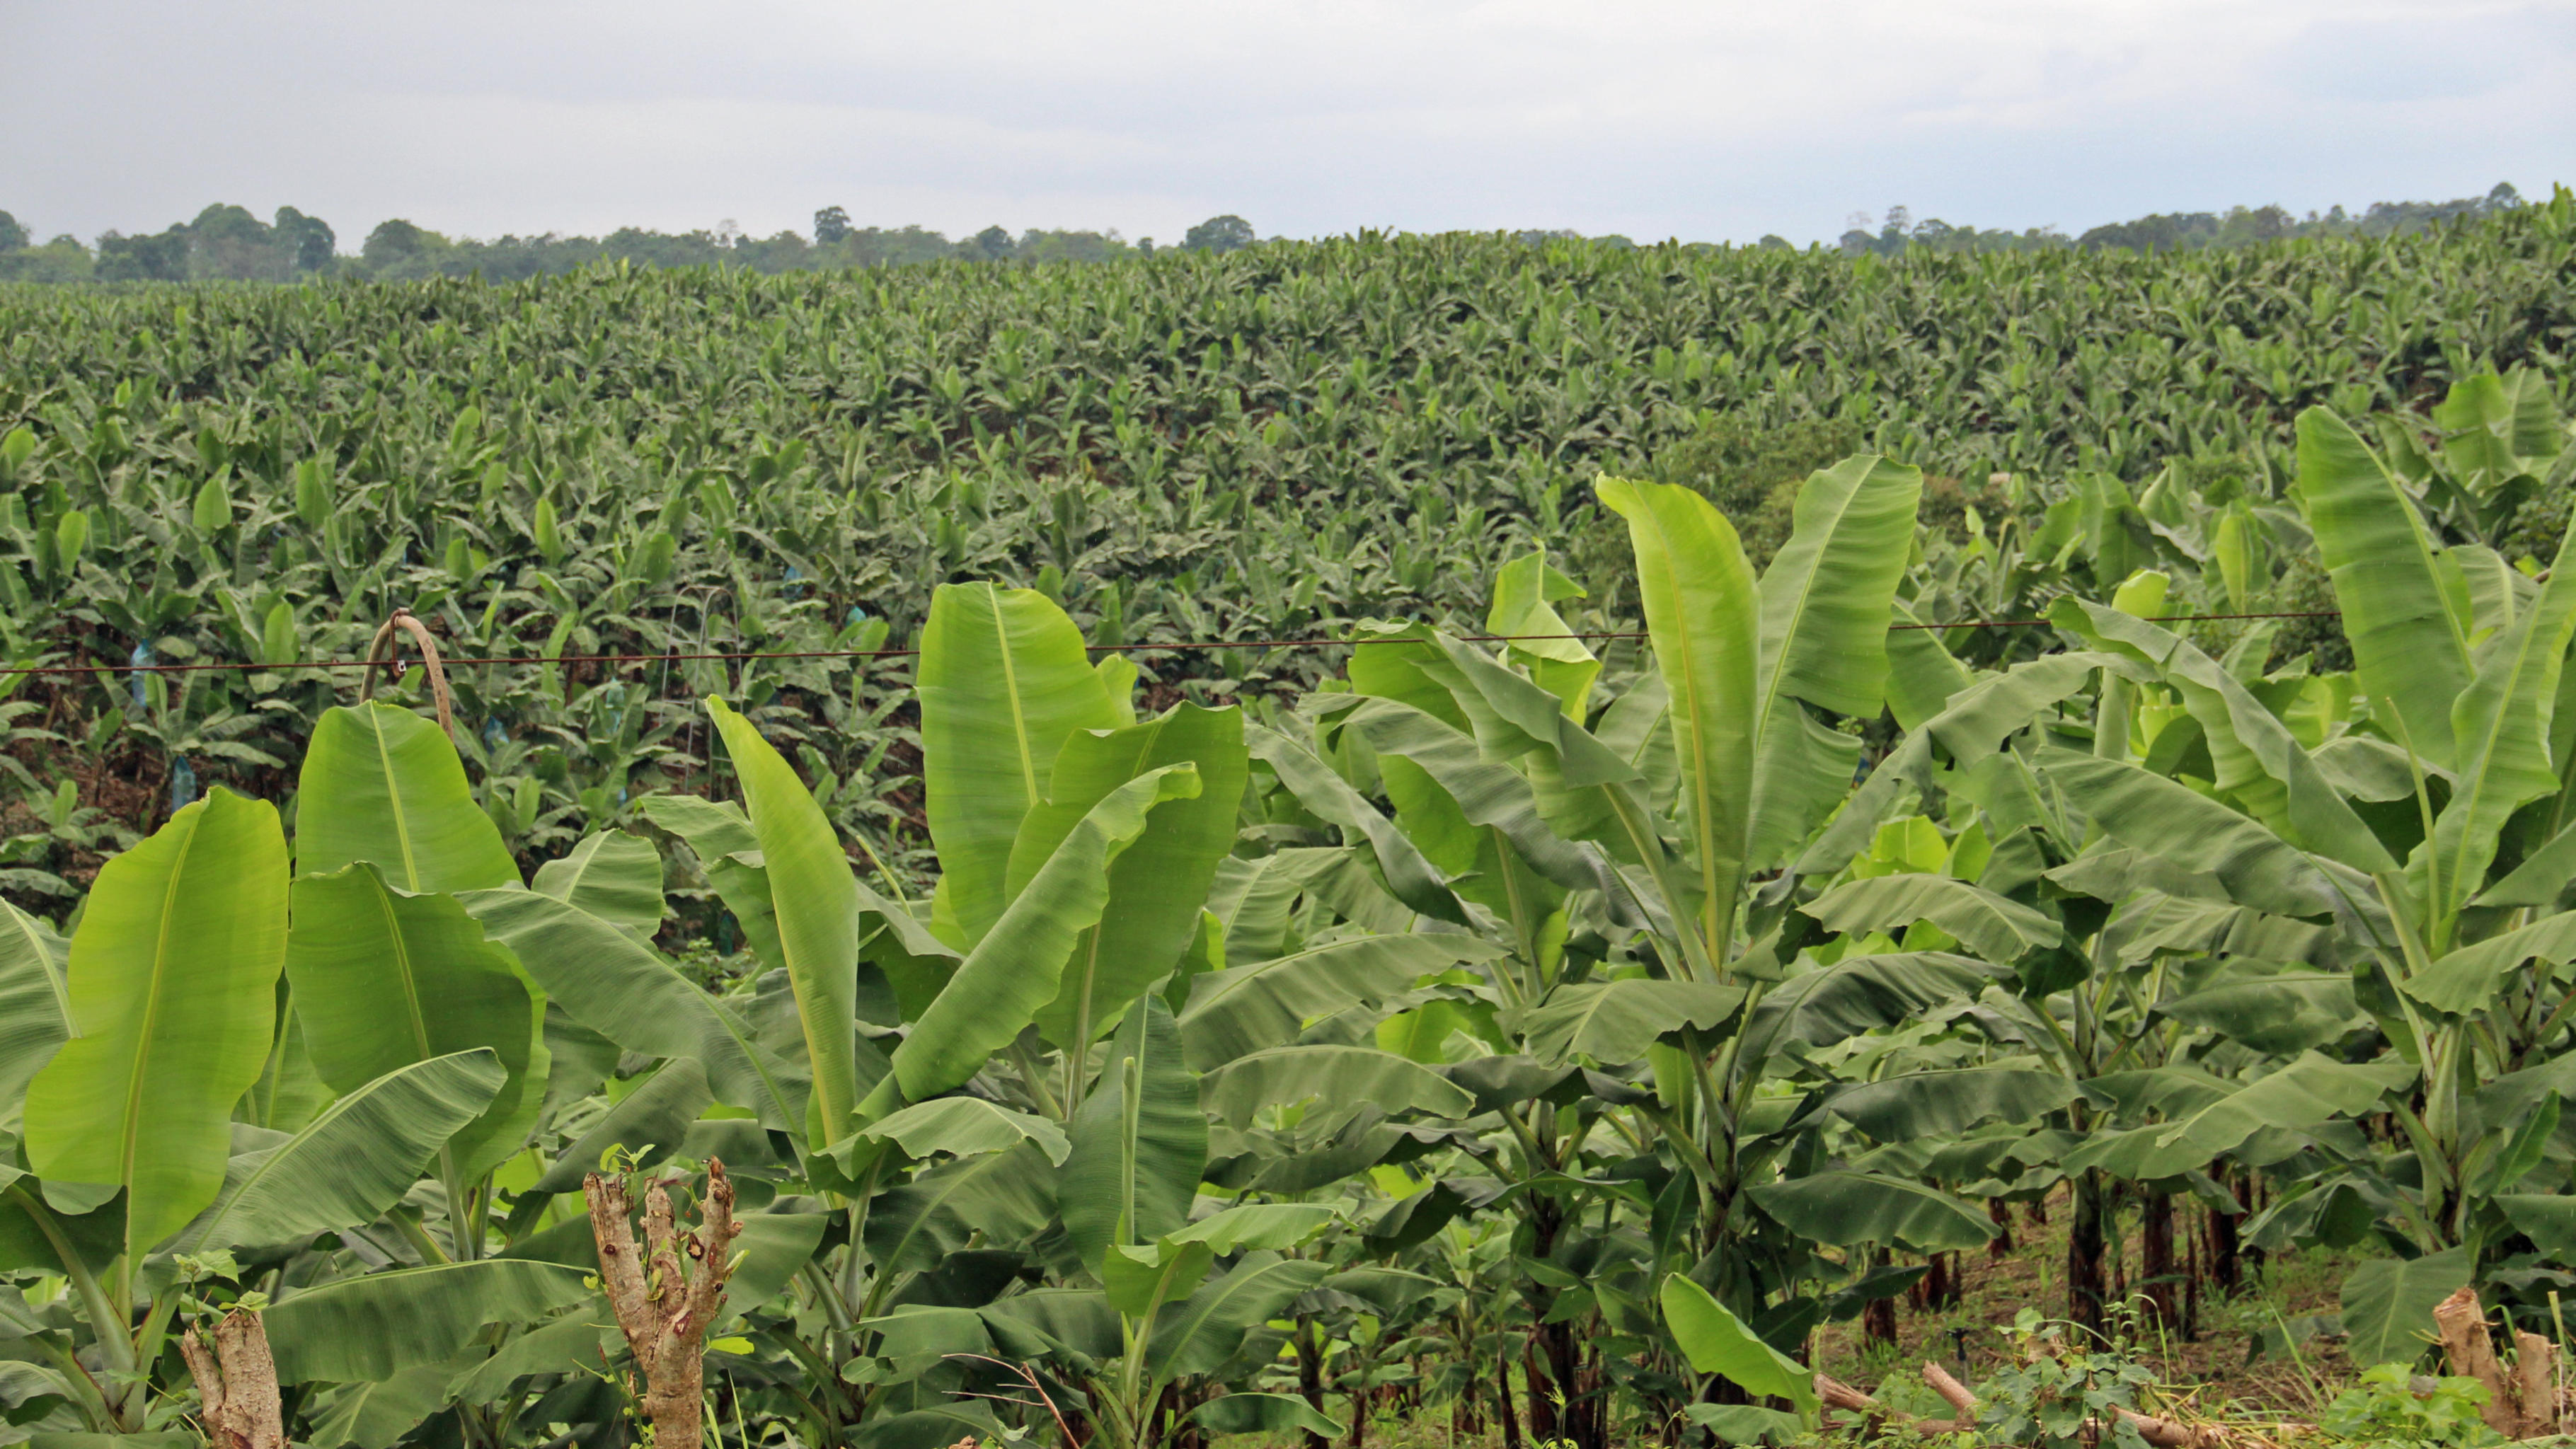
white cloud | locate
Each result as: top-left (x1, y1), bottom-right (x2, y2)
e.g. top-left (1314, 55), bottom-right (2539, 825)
top-left (4, 0), bottom-right (2568, 247)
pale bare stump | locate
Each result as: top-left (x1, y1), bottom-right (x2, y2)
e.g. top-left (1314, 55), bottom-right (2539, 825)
top-left (586, 1159), bottom-right (744, 1449)
top-left (180, 1307), bottom-right (287, 1449)
top-left (2432, 1286), bottom-right (2562, 1440)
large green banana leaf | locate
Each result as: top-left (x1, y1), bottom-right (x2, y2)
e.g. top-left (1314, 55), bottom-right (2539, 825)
top-left (528, 1058), bottom-right (711, 1193)
top-left (2296, 407), bottom-right (2471, 770)
top-left (1800, 874), bottom-right (2063, 964)
top-left (1205, 850), bottom-right (1333, 964)
top-left (0, 899), bottom-right (71, 1121)
top-left (166, 1051), bottom-right (502, 1254)
top-left (1192, 1393), bottom-right (1346, 1441)
top-left (864, 1143), bottom-right (1057, 1274)
top-left (2065, 1053), bottom-right (2396, 1180)
top-left (265, 1259), bottom-right (597, 1383)
top-left (1009, 705), bottom-right (1244, 1052)
top-left (1246, 724), bottom-right (1468, 925)
top-left (296, 703), bottom-right (519, 892)
top-left (1597, 477), bottom-right (1759, 964)
top-left (2036, 746), bottom-right (2341, 918)
top-left (878, 765), bottom-right (1201, 1113)
top-left (461, 888), bottom-right (805, 1131)
top-left (528, 830), bottom-right (664, 936)
top-left (1746, 696), bottom-right (1862, 871)
top-left (917, 582), bottom-right (1119, 945)
top-left (2425, 519), bottom-right (2576, 933)
top-left (706, 697), bottom-right (862, 1150)
top-left (1060, 995), bottom-right (1204, 1266)
top-left (286, 865), bottom-right (548, 1182)
top-left (304, 1361), bottom-right (456, 1449)
top-left (1332, 694), bottom-right (1634, 904)
top-left (2156, 969), bottom-right (2363, 1055)
top-left (1518, 979), bottom-right (1745, 1065)
top-left (1144, 1251), bottom-right (1328, 1380)
top-left (1658, 1275), bottom-right (1816, 1413)
top-left (1825, 1067), bottom-right (2074, 1141)
top-left (1741, 952), bottom-right (2001, 1054)
top-left (1486, 549), bottom-right (1600, 715)
top-left (2054, 600), bottom-right (2395, 874)
top-left (1748, 456), bottom-right (1921, 863)
top-left (24, 789), bottom-right (288, 1267)
top-left (1884, 602), bottom-right (1974, 729)
top-left (1748, 1170), bottom-right (1996, 1253)
top-left (1177, 934), bottom-right (1502, 1069)
top-left (856, 1097), bottom-right (1069, 1167)
top-left (2340, 1247), bottom-right (2473, 1365)
top-left (636, 795), bottom-right (784, 972)
top-left (1199, 1045), bottom-right (1473, 1128)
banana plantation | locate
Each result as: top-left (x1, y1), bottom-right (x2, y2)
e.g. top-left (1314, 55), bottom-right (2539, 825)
top-left (3, 195), bottom-right (2576, 1449)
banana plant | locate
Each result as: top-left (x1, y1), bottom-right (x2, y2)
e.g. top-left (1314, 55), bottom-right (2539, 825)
top-left (1237, 461), bottom-right (2073, 1443)
top-left (2017, 405), bottom-right (2576, 1356)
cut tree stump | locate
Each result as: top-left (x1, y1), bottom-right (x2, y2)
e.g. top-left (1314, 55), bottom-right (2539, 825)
top-left (2432, 1285), bottom-right (2563, 1441)
top-left (585, 1158), bottom-right (744, 1449)
top-left (180, 1307), bottom-right (286, 1449)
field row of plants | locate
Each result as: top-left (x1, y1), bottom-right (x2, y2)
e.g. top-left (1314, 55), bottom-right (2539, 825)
top-left (6, 344), bottom-right (2576, 1449)
top-left (0, 192), bottom-right (2569, 907)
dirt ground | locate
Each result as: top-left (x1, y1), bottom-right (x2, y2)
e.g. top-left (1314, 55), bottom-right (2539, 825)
top-left (1807, 1185), bottom-right (2363, 1424)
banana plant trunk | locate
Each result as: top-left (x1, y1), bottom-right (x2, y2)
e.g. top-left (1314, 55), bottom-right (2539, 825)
top-left (1295, 1317), bottom-right (1330, 1449)
top-left (2068, 1170), bottom-right (2110, 1341)
top-left (2207, 1186), bottom-right (2243, 1296)
top-left (2139, 1189), bottom-right (2179, 1329)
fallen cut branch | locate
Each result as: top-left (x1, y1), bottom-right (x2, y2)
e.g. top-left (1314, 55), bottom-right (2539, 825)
top-left (586, 1158), bottom-right (743, 1449)
top-left (1922, 1361), bottom-right (1979, 1421)
top-left (180, 1307), bottom-right (285, 1449)
top-left (1809, 1361), bottom-right (2241, 1447)
top-left (1807, 1372), bottom-right (1970, 1438)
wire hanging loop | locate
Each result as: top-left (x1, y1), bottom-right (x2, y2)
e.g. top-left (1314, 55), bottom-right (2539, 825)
top-left (360, 607), bottom-right (458, 744)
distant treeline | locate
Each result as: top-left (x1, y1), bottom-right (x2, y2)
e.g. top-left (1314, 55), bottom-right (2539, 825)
top-left (1827, 183), bottom-right (2534, 256)
top-left (0, 184), bottom-right (2536, 283)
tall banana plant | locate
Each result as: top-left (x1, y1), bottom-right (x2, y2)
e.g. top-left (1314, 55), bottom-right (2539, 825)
top-left (2022, 405), bottom-right (2576, 1356)
top-left (1245, 459), bottom-right (2079, 1438)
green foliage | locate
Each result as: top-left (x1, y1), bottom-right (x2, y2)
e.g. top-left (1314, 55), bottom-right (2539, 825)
top-left (4, 204), bottom-right (2576, 1449)
top-left (1973, 1315), bottom-right (2160, 1449)
top-left (2319, 1363), bottom-right (2507, 1447)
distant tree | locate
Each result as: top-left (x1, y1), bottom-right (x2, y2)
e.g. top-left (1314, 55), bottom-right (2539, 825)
top-left (732, 230), bottom-right (813, 272)
top-left (360, 219), bottom-right (452, 276)
top-left (813, 205), bottom-right (851, 245)
top-left (96, 227), bottom-right (190, 282)
top-left (0, 212), bottom-right (25, 253)
top-left (1015, 228), bottom-right (1134, 264)
top-left (1756, 233), bottom-right (1793, 250)
top-left (184, 204), bottom-right (289, 280)
top-left (970, 225), bottom-right (1016, 260)
top-left (7, 236), bottom-right (93, 282)
top-left (1180, 215), bottom-right (1254, 253)
top-left (274, 207), bottom-right (336, 272)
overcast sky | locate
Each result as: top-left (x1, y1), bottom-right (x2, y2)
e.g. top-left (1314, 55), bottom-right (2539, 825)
top-left (7, 0), bottom-right (2571, 249)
